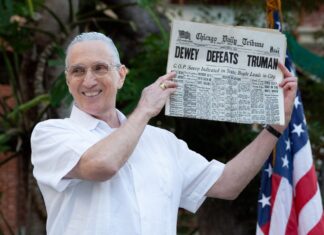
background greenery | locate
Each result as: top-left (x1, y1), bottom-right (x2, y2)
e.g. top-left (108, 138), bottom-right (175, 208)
top-left (0, 0), bottom-right (323, 234)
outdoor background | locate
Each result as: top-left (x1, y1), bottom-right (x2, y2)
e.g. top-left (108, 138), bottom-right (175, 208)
top-left (0, 0), bottom-right (323, 234)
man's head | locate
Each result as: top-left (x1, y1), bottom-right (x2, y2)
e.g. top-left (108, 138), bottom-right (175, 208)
top-left (65, 32), bottom-right (121, 68)
top-left (65, 32), bottom-right (127, 121)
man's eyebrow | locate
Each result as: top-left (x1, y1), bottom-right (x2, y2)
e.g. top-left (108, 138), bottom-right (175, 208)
top-left (70, 61), bottom-right (108, 67)
top-left (69, 63), bottom-right (85, 68)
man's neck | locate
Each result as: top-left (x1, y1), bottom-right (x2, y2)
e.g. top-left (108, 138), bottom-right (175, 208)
top-left (94, 109), bottom-right (121, 128)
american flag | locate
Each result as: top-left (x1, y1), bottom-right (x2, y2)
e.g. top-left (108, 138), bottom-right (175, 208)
top-left (256, 7), bottom-right (324, 235)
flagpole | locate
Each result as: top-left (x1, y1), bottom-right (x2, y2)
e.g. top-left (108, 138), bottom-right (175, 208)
top-left (266, 0), bottom-right (282, 29)
top-left (266, 0), bottom-right (282, 167)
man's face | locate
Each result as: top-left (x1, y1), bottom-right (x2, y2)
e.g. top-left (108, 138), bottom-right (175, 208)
top-left (66, 40), bottom-right (126, 119)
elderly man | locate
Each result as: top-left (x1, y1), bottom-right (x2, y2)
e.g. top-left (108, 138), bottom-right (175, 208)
top-left (31, 32), bottom-right (297, 235)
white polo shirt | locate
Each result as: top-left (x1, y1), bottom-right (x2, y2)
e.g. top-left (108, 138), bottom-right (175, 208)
top-left (31, 106), bottom-right (225, 235)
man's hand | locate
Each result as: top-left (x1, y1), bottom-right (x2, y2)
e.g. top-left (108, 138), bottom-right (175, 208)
top-left (136, 71), bottom-right (177, 119)
top-left (273, 63), bottom-right (298, 132)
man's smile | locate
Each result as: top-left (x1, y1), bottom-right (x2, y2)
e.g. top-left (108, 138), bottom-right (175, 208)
top-left (82, 90), bottom-right (102, 97)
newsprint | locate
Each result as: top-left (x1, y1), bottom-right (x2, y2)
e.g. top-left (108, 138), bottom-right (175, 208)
top-left (165, 20), bottom-right (287, 125)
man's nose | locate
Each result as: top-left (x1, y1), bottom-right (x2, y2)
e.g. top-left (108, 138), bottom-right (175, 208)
top-left (82, 70), bottom-right (97, 87)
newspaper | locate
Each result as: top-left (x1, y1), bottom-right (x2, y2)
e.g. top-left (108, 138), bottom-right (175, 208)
top-left (165, 20), bottom-right (287, 125)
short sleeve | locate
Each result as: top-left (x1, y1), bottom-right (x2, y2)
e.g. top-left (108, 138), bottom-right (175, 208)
top-left (165, 132), bottom-right (225, 213)
top-left (31, 120), bottom-right (96, 192)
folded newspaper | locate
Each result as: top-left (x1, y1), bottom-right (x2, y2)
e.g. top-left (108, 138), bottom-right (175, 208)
top-left (165, 20), bottom-right (286, 125)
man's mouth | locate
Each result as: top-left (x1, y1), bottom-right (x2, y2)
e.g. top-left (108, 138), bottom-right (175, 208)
top-left (82, 90), bottom-right (102, 97)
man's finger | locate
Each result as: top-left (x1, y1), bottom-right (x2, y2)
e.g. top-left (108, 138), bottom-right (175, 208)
top-left (157, 71), bottom-right (177, 83)
top-left (279, 76), bottom-right (297, 87)
top-left (278, 62), bottom-right (292, 78)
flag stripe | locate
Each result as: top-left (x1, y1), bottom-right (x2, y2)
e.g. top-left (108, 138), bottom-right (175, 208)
top-left (269, 177), bottom-right (292, 235)
top-left (298, 188), bottom-right (324, 235)
top-left (285, 200), bottom-right (298, 235)
top-left (271, 173), bottom-right (281, 210)
top-left (294, 166), bottom-right (319, 215)
top-left (293, 141), bottom-right (313, 184)
top-left (308, 214), bottom-right (324, 235)
top-left (260, 222), bottom-right (270, 235)
top-left (256, 223), bottom-right (266, 235)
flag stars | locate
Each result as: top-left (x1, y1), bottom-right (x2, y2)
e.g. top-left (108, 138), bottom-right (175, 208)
top-left (285, 139), bottom-right (291, 151)
top-left (259, 194), bottom-right (271, 208)
top-left (292, 123), bottom-right (305, 137)
top-left (294, 96), bottom-right (301, 109)
top-left (282, 154), bottom-right (289, 168)
top-left (265, 164), bottom-right (272, 178)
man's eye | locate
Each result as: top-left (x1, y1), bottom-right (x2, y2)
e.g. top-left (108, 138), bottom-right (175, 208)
top-left (94, 64), bottom-right (109, 73)
top-left (72, 67), bottom-right (85, 76)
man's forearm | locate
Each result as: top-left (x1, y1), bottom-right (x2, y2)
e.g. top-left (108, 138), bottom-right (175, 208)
top-left (206, 128), bottom-right (279, 199)
top-left (66, 107), bottom-right (150, 181)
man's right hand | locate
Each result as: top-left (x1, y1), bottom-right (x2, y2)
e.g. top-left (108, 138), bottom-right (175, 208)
top-left (136, 71), bottom-right (177, 119)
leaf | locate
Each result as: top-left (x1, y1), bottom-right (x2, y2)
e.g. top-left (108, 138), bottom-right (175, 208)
top-left (7, 94), bottom-right (50, 121)
top-left (49, 73), bottom-right (72, 107)
top-left (0, 133), bottom-right (11, 145)
top-left (0, 128), bottom-right (20, 153)
top-left (48, 59), bottom-right (64, 67)
top-left (137, 0), bottom-right (159, 8)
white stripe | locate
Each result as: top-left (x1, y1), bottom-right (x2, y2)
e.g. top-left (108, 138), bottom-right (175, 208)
top-left (293, 140), bottom-right (313, 186)
top-left (269, 178), bottom-right (293, 235)
top-left (256, 224), bottom-right (265, 235)
top-left (298, 186), bottom-right (323, 235)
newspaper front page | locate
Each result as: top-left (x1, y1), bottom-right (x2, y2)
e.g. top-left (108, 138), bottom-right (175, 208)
top-left (165, 20), bottom-right (287, 125)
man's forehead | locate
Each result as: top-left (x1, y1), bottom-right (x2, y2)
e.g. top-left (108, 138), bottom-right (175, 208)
top-left (67, 40), bottom-right (113, 63)
top-left (70, 40), bottom-right (110, 52)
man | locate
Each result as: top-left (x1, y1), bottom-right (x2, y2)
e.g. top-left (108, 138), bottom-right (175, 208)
top-left (31, 32), bottom-right (297, 235)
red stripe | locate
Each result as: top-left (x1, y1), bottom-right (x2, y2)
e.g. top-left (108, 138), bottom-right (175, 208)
top-left (271, 173), bottom-right (281, 207)
top-left (261, 222), bottom-right (270, 235)
top-left (294, 166), bottom-right (318, 215)
top-left (285, 198), bottom-right (298, 235)
top-left (272, 173), bottom-right (298, 234)
top-left (308, 213), bottom-right (324, 235)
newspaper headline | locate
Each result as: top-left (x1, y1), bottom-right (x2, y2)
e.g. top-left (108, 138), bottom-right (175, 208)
top-left (165, 20), bottom-right (287, 125)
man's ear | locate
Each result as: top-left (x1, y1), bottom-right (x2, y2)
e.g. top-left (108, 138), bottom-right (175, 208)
top-left (117, 65), bottom-right (127, 89)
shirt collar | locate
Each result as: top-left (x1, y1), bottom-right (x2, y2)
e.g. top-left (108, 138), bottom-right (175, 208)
top-left (69, 105), bottom-right (127, 131)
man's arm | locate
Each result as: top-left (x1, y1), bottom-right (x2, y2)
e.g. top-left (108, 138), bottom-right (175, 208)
top-left (66, 72), bottom-right (177, 181)
top-left (206, 64), bottom-right (298, 199)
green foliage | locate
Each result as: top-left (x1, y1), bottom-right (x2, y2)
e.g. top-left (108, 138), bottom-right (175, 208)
top-left (0, 0), bottom-right (130, 155)
top-left (0, 94), bottom-right (50, 154)
top-left (49, 73), bottom-right (72, 107)
top-left (118, 33), bottom-right (170, 113)
top-left (230, 0), bottom-right (324, 13)
top-left (0, 134), bottom-right (11, 153)
top-left (137, 0), bottom-right (160, 8)
top-left (116, 0), bottom-right (170, 113)
top-left (0, 0), bottom-right (43, 52)
top-left (281, 0), bottom-right (324, 13)
top-left (47, 45), bottom-right (73, 107)
top-left (137, 0), bottom-right (168, 41)
top-left (298, 74), bottom-right (324, 164)
top-left (177, 209), bottom-right (198, 235)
